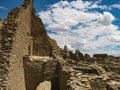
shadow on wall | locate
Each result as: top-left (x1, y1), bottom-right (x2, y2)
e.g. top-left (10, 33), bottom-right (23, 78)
top-left (23, 56), bottom-right (60, 90)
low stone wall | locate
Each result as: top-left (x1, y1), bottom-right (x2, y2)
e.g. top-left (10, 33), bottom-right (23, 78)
top-left (59, 67), bottom-right (71, 90)
top-left (59, 66), bottom-right (93, 90)
top-left (59, 60), bottom-right (108, 90)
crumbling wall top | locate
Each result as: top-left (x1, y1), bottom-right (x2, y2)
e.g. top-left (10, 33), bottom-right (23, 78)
top-left (0, 18), bottom-right (2, 28)
top-left (23, 0), bottom-right (33, 8)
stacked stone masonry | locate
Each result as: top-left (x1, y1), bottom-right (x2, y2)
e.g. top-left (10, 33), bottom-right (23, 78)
top-left (0, 1), bottom-right (33, 89)
top-left (31, 10), bottom-right (61, 57)
top-left (0, 0), bottom-right (62, 89)
top-left (0, 0), bottom-right (120, 90)
top-left (23, 56), bottom-right (60, 90)
top-left (59, 58), bottom-right (120, 90)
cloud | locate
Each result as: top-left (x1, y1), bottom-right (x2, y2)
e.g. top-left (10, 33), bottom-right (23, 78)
top-left (109, 4), bottom-right (120, 10)
top-left (98, 12), bottom-right (115, 26)
top-left (0, 6), bottom-right (7, 10)
top-left (38, 0), bottom-right (99, 32)
top-left (38, 0), bottom-right (120, 56)
top-left (49, 24), bottom-right (70, 31)
top-left (89, 4), bottom-right (107, 10)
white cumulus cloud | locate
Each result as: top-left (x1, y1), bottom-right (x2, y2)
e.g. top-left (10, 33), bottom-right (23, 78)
top-left (38, 0), bottom-right (99, 32)
top-left (98, 12), bottom-right (115, 26)
top-left (38, 0), bottom-right (120, 56)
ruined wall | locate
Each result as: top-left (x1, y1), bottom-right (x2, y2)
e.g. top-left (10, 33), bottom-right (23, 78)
top-left (92, 56), bottom-right (120, 74)
top-left (0, 19), bottom-right (2, 28)
top-left (31, 11), bottom-right (61, 57)
top-left (59, 60), bottom-right (108, 90)
top-left (31, 12), bottom-right (52, 56)
top-left (0, 19), bottom-right (2, 45)
top-left (23, 56), bottom-right (60, 90)
top-left (0, 0), bottom-right (33, 89)
top-left (59, 68), bottom-right (71, 90)
top-left (8, 5), bottom-right (32, 90)
top-left (0, 0), bottom-right (63, 89)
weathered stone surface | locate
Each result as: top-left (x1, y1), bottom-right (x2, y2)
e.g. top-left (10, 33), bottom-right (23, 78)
top-left (68, 51), bottom-right (79, 61)
top-left (61, 48), bottom-right (85, 61)
top-left (0, 0), bottom-right (62, 89)
top-left (106, 80), bottom-right (120, 90)
top-left (59, 57), bottom-right (120, 90)
top-left (0, 19), bottom-right (2, 46)
top-left (31, 8), bottom-right (62, 58)
top-left (0, 18), bottom-right (2, 28)
top-left (84, 53), bottom-right (90, 60)
top-left (0, 2), bottom-right (32, 89)
top-left (23, 56), bottom-right (60, 90)
top-left (75, 50), bottom-right (84, 60)
top-left (59, 60), bottom-right (93, 90)
top-left (62, 45), bottom-right (70, 59)
top-left (36, 81), bottom-right (51, 90)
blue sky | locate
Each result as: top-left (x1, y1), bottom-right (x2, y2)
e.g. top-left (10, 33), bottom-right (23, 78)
top-left (0, 0), bottom-right (63, 19)
top-left (0, 0), bottom-right (120, 56)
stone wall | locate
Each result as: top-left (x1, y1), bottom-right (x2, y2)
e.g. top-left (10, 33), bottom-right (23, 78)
top-left (0, 19), bottom-right (2, 46)
top-left (31, 9), bottom-right (61, 57)
top-left (23, 56), bottom-right (60, 90)
top-left (92, 56), bottom-right (120, 74)
top-left (59, 67), bottom-right (71, 90)
top-left (61, 45), bottom-right (91, 61)
top-left (0, 0), bottom-right (33, 89)
top-left (23, 0), bottom-right (33, 8)
top-left (0, 51), bottom-right (9, 90)
top-left (31, 12), bottom-right (52, 56)
top-left (0, 19), bottom-right (2, 28)
top-left (0, 0), bottom-right (62, 89)
top-left (8, 4), bottom-right (32, 90)
top-left (59, 60), bottom-right (108, 90)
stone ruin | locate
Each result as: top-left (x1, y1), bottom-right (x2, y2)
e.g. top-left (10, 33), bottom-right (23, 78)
top-left (0, 0), bottom-right (120, 90)
top-left (0, 19), bottom-right (2, 28)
